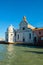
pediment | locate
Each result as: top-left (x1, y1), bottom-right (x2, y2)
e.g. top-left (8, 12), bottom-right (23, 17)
top-left (19, 20), bottom-right (28, 27)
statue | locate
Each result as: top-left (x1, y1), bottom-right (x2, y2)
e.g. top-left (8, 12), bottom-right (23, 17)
top-left (23, 16), bottom-right (26, 21)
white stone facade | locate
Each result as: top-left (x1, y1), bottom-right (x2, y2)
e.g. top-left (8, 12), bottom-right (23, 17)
top-left (5, 25), bottom-right (15, 43)
top-left (5, 16), bottom-right (38, 44)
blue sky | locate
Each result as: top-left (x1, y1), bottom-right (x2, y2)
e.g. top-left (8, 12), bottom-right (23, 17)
top-left (0, 0), bottom-right (43, 38)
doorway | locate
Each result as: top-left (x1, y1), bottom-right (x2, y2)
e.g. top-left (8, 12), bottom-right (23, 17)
top-left (34, 37), bottom-right (37, 43)
top-left (23, 38), bottom-right (25, 42)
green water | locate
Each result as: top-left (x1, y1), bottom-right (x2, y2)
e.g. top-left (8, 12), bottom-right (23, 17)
top-left (0, 44), bottom-right (43, 65)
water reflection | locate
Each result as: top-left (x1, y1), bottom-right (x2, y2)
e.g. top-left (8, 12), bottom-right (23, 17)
top-left (7, 44), bottom-right (14, 57)
top-left (6, 44), bottom-right (16, 65)
top-left (0, 44), bottom-right (7, 61)
top-left (0, 44), bottom-right (16, 65)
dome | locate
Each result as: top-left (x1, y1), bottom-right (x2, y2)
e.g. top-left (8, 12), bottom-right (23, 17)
top-left (7, 25), bottom-right (14, 32)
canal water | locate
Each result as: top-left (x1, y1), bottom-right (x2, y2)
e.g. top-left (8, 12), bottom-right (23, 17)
top-left (0, 44), bottom-right (43, 65)
top-left (0, 44), bottom-right (16, 65)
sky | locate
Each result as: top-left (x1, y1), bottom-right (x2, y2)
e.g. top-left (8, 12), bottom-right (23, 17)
top-left (0, 0), bottom-right (43, 38)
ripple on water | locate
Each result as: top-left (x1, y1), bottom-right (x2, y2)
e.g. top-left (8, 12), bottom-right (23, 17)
top-left (0, 44), bottom-right (16, 65)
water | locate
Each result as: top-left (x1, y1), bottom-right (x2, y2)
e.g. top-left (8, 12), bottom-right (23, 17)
top-left (0, 44), bottom-right (16, 65)
top-left (0, 44), bottom-right (43, 65)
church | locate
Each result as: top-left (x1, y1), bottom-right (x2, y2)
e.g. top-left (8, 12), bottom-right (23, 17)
top-left (5, 16), bottom-right (38, 44)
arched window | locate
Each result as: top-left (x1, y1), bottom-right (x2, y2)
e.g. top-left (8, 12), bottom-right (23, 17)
top-left (23, 27), bottom-right (25, 30)
top-left (18, 34), bottom-right (19, 39)
top-left (39, 31), bottom-right (41, 34)
top-left (11, 34), bottom-right (13, 36)
top-left (29, 33), bottom-right (31, 39)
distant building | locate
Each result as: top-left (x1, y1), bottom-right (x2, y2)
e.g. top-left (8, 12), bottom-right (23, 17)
top-left (0, 38), bottom-right (5, 41)
top-left (5, 16), bottom-right (38, 44)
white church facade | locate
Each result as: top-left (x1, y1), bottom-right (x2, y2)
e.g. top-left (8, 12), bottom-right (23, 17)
top-left (5, 16), bottom-right (38, 44)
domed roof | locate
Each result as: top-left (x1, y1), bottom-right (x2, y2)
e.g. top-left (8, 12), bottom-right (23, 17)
top-left (7, 25), bottom-right (14, 32)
